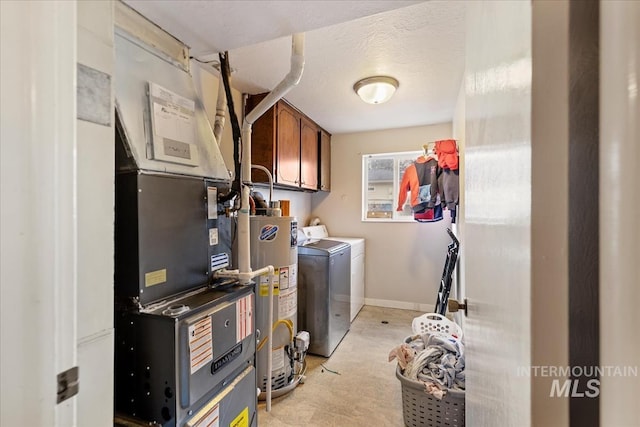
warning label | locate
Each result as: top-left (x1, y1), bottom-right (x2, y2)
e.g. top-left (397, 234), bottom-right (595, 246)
top-left (236, 294), bottom-right (253, 342)
top-left (230, 407), bottom-right (249, 427)
top-left (188, 316), bottom-right (213, 375)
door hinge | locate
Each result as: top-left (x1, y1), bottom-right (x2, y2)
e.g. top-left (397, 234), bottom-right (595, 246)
top-left (57, 366), bottom-right (79, 404)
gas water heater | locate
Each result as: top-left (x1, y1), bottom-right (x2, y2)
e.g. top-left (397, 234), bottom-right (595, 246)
top-left (250, 215), bottom-right (309, 398)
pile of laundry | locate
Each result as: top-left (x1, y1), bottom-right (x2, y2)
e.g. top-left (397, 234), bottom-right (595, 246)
top-left (389, 332), bottom-right (465, 399)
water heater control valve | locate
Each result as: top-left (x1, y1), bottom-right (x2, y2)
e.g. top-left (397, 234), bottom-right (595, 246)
top-left (294, 331), bottom-right (310, 358)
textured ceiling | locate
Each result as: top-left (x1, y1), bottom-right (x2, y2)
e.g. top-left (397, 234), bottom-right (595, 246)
top-left (123, 0), bottom-right (465, 134)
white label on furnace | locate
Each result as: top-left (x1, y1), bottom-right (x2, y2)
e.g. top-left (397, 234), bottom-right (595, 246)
top-left (236, 294), bottom-right (253, 343)
top-left (272, 347), bottom-right (285, 371)
top-left (207, 187), bottom-right (217, 219)
top-left (188, 316), bottom-right (213, 375)
top-left (278, 288), bottom-right (297, 319)
top-left (152, 101), bottom-right (195, 145)
top-left (150, 82), bottom-right (196, 110)
top-left (149, 82), bottom-right (196, 145)
top-left (193, 403), bottom-right (219, 427)
top-left (209, 228), bottom-right (218, 246)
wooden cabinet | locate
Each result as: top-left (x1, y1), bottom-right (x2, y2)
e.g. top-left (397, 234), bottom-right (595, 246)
top-left (247, 94), bottom-right (329, 191)
top-left (300, 117), bottom-right (318, 190)
top-left (319, 130), bottom-right (331, 191)
top-left (275, 102), bottom-right (300, 186)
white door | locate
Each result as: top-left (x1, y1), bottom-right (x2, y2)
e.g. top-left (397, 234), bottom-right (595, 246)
top-left (463, 2), bottom-right (639, 426)
top-left (1, 1), bottom-right (78, 425)
top-left (463, 1), bottom-right (533, 425)
top-left (599, 1), bottom-right (640, 424)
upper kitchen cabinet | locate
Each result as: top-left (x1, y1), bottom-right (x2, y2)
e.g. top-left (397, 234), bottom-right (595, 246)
top-left (300, 116), bottom-right (318, 190)
top-left (319, 130), bottom-right (331, 191)
top-left (247, 94), bottom-right (329, 191)
top-left (274, 102), bottom-right (301, 187)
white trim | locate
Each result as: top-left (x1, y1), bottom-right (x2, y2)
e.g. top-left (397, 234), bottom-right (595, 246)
top-left (114, 1), bottom-right (189, 71)
top-left (360, 218), bottom-right (421, 223)
top-left (78, 328), bottom-right (114, 347)
top-left (362, 151), bottom-right (422, 222)
top-left (1, 1), bottom-right (78, 425)
top-left (364, 298), bottom-right (434, 313)
top-left (362, 150), bottom-right (422, 158)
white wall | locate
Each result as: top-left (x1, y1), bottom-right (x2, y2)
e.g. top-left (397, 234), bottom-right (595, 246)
top-left (271, 188), bottom-right (312, 224)
top-left (310, 123), bottom-right (454, 310)
top-left (76, 2), bottom-right (115, 426)
top-left (464, 1), bottom-right (532, 426)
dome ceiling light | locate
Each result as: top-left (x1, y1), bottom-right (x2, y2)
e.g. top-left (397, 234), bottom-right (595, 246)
top-left (353, 76), bottom-right (399, 104)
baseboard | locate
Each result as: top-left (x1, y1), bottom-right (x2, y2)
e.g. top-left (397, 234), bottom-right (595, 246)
top-left (78, 328), bottom-right (114, 346)
top-left (364, 298), bottom-right (434, 313)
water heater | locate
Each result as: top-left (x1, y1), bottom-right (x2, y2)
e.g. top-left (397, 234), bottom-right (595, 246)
top-left (249, 216), bottom-right (302, 397)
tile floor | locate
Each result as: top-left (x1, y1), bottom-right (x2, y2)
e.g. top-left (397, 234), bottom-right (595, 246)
top-left (256, 305), bottom-right (423, 427)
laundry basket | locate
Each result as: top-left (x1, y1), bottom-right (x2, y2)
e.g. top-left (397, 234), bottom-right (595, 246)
top-left (396, 366), bottom-right (465, 427)
top-left (411, 313), bottom-right (463, 341)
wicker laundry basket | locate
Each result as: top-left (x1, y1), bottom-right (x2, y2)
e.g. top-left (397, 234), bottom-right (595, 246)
top-left (396, 366), bottom-right (465, 427)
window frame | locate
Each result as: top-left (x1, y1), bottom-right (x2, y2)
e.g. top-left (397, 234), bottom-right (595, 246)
top-left (361, 150), bottom-right (423, 223)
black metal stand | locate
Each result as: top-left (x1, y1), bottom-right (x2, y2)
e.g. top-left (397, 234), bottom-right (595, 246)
top-left (434, 228), bottom-right (460, 316)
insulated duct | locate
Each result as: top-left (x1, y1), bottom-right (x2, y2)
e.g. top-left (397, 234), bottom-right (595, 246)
top-left (114, 30), bottom-right (229, 179)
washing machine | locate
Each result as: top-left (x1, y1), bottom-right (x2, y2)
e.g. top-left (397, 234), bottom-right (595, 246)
top-left (297, 239), bottom-right (351, 357)
top-left (301, 225), bottom-right (365, 322)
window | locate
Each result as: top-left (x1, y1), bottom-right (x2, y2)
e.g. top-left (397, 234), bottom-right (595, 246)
top-left (362, 151), bottom-right (422, 222)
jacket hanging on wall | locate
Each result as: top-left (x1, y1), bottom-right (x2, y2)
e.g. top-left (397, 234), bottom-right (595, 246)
top-left (435, 139), bottom-right (459, 170)
top-left (435, 139), bottom-right (460, 223)
top-left (397, 156), bottom-right (444, 223)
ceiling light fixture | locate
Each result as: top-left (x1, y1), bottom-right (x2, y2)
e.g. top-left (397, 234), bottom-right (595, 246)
top-left (353, 76), bottom-right (399, 104)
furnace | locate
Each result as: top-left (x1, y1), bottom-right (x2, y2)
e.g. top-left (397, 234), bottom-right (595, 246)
top-left (113, 25), bottom-right (257, 426)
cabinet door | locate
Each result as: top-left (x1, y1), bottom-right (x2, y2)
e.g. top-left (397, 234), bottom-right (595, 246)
top-left (248, 108), bottom-right (276, 184)
top-left (300, 117), bottom-right (318, 190)
top-left (276, 103), bottom-right (301, 186)
top-left (319, 130), bottom-right (331, 191)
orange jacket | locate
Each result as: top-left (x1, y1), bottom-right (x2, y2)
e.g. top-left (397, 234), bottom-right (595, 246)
top-left (435, 139), bottom-right (459, 170)
top-left (397, 156), bottom-right (439, 210)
